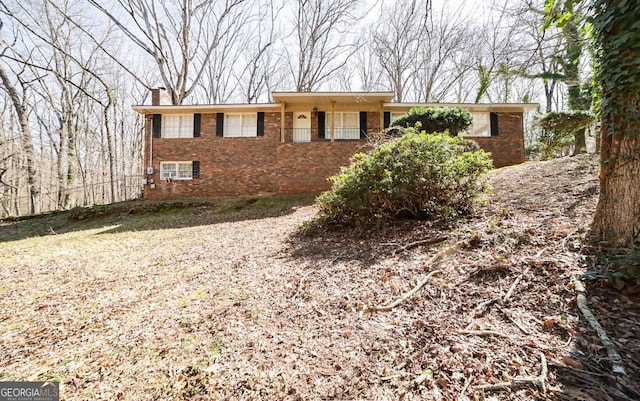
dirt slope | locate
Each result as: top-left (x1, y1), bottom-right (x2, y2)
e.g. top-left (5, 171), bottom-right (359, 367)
top-left (0, 155), bottom-right (638, 400)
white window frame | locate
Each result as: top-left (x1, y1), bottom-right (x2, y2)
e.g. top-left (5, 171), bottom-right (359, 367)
top-left (162, 114), bottom-right (193, 138)
top-left (224, 113), bottom-right (257, 137)
top-left (391, 112), bottom-right (406, 124)
top-left (326, 112), bottom-right (360, 140)
top-left (160, 161), bottom-right (193, 180)
top-left (462, 112), bottom-right (491, 137)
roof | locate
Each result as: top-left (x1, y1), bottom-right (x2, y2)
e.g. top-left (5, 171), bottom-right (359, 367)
top-left (132, 103), bottom-right (279, 115)
top-left (384, 103), bottom-right (539, 113)
top-left (132, 92), bottom-right (538, 114)
top-left (271, 91), bottom-right (395, 104)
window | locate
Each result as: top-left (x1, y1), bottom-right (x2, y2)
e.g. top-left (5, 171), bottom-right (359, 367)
top-left (162, 115), bottom-right (194, 138)
top-left (462, 112), bottom-right (490, 137)
top-left (325, 112), bottom-right (360, 139)
top-left (391, 112), bottom-right (406, 123)
top-left (160, 161), bottom-right (193, 180)
top-left (224, 113), bottom-right (257, 137)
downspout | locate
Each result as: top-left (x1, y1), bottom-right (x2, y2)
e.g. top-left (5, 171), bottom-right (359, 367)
top-left (148, 115), bottom-right (153, 169)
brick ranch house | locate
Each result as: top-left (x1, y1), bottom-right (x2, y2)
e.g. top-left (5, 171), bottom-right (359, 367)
top-left (133, 90), bottom-right (538, 200)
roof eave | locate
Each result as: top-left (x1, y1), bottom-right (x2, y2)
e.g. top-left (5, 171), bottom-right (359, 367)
top-left (131, 103), bottom-right (280, 114)
top-left (383, 103), bottom-right (540, 112)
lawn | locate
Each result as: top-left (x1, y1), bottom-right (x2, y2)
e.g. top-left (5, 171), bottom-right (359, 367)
top-left (1, 156), bottom-right (638, 400)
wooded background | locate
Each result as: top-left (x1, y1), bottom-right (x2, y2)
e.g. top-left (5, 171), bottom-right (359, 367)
top-left (0, 0), bottom-right (591, 217)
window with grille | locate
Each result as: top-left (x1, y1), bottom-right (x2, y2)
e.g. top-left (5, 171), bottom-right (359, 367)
top-left (325, 112), bottom-right (360, 139)
top-left (161, 115), bottom-right (194, 138)
top-left (160, 161), bottom-right (193, 180)
top-left (224, 113), bottom-right (257, 137)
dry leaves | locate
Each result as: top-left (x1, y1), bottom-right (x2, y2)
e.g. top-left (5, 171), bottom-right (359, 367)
top-left (1, 155), bottom-right (638, 400)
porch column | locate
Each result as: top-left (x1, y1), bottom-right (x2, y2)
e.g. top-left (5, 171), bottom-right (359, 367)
top-left (379, 101), bottom-right (384, 133)
top-left (330, 100), bottom-right (336, 142)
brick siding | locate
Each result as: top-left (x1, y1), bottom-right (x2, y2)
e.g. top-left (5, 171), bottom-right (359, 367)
top-left (143, 111), bottom-right (525, 199)
top-left (469, 112), bottom-right (526, 168)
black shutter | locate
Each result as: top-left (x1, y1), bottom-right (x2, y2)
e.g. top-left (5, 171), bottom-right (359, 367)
top-left (216, 113), bottom-right (224, 137)
top-left (257, 112), bottom-right (265, 137)
top-left (192, 161), bottom-right (200, 178)
top-left (317, 111), bottom-right (326, 139)
top-left (152, 114), bottom-right (162, 138)
top-left (193, 113), bottom-right (201, 137)
top-left (490, 112), bottom-right (499, 136)
top-left (383, 111), bottom-right (391, 129)
top-left (359, 111), bottom-right (368, 139)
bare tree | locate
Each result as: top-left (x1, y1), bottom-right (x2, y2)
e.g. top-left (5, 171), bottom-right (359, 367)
top-left (352, 37), bottom-right (385, 92)
top-left (234, 1), bottom-right (286, 103)
top-left (371, 0), bottom-right (428, 102)
top-left (472, 0), bottom-right (532, 104)
top-left (505, 0), bottom-right (564, 112)
top-left (0, 94), bottom-right (21, 216)
top-left (0, 0), bottom-right (148, 211)
top-left (1, 0), bottom-right (121, 205)
top-left (0, 56), bottom-right (40, 214)
top-left (412, 2), bottom-right (473, 102)
top-left (287, 0), bottom-right (363, 92)
top-left (88, 0), bottom-right (248, 105)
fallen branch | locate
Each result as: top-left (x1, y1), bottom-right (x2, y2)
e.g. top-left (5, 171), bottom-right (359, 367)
top-left (291, 270), bottom-right (314, 299)
top-left (365, 243), bottom-right (461, 313)
top-left (458, 329), bottom-right (510, 338)
top-left (366, 269), bottom-right (443, 313)
top-left (502, 248), bottom-right (548, 303)
top-left (473, 352), bottom-right (548, 394)
top-left (571, 275), bottom-right (627, 375)
top-left (468, 298), bottom-right (497, 321)
top-left (391, 236), bottom-right (448, 256)
top-left (497, 306), bottom-right (531, 335)
top-left (503, 265), bottom-right (530, 303)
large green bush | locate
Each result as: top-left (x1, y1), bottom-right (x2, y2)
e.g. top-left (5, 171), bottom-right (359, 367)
top-left (390, 107), bottom-right (473, 136)
top-left (316, 130), bottom-right (493, 228)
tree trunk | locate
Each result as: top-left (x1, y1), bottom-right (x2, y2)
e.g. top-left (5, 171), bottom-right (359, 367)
top-left (572, 128), bottom-right (587, 156)
top-left (102, 88), bottom-right (116, 203)
top-left (103, 104), bottom-right (116, 204)
top-left (65, 116), bottom-right (77, 208)
top-left (56, 115), bottom-right (69, 209)
top-left (0, 63), bottom-right (40, 214)
top-left (590, 0), bottom-right (640, 248)
top-left (564, 18), bottom-right (588, 156)
top-left (591, 97), bottom-right (640, 247)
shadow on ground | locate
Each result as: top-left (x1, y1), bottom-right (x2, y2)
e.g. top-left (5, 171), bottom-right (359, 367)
top-left (285, 217), bottom-right (453, 268)
top-left (0, 195), bottom-right (316, 243)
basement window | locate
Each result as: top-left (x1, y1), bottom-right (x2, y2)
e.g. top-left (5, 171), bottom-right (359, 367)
top-left (160, 161), bottom-right (193, 180)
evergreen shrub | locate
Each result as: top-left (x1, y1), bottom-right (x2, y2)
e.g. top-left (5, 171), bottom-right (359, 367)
top-left (316, 130), bottom-right (493, 228)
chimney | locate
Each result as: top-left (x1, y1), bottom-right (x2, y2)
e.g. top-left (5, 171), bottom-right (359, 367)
top-left (151, 87), bottom-right (172, 105)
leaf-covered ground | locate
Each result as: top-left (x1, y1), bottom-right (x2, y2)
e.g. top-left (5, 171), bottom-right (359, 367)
top-left (0, 155), bottom-right (638, 400)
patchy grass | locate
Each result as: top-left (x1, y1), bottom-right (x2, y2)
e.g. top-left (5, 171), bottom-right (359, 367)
top-left (0, 156), bottom-right (638, 401)
top-left (0, 195), bottom-right (315, 243)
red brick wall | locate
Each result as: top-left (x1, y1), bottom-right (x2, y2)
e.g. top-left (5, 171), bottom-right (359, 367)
top-left (144, 112), bottom-right (365, 200)
top-left (467, 112), bottom-right (525, 168)
top-left (143, 110), bottom-right (525, 199)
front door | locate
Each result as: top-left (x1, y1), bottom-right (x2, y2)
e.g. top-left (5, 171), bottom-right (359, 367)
top-left (292, 112), bottom-right (311, 142)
